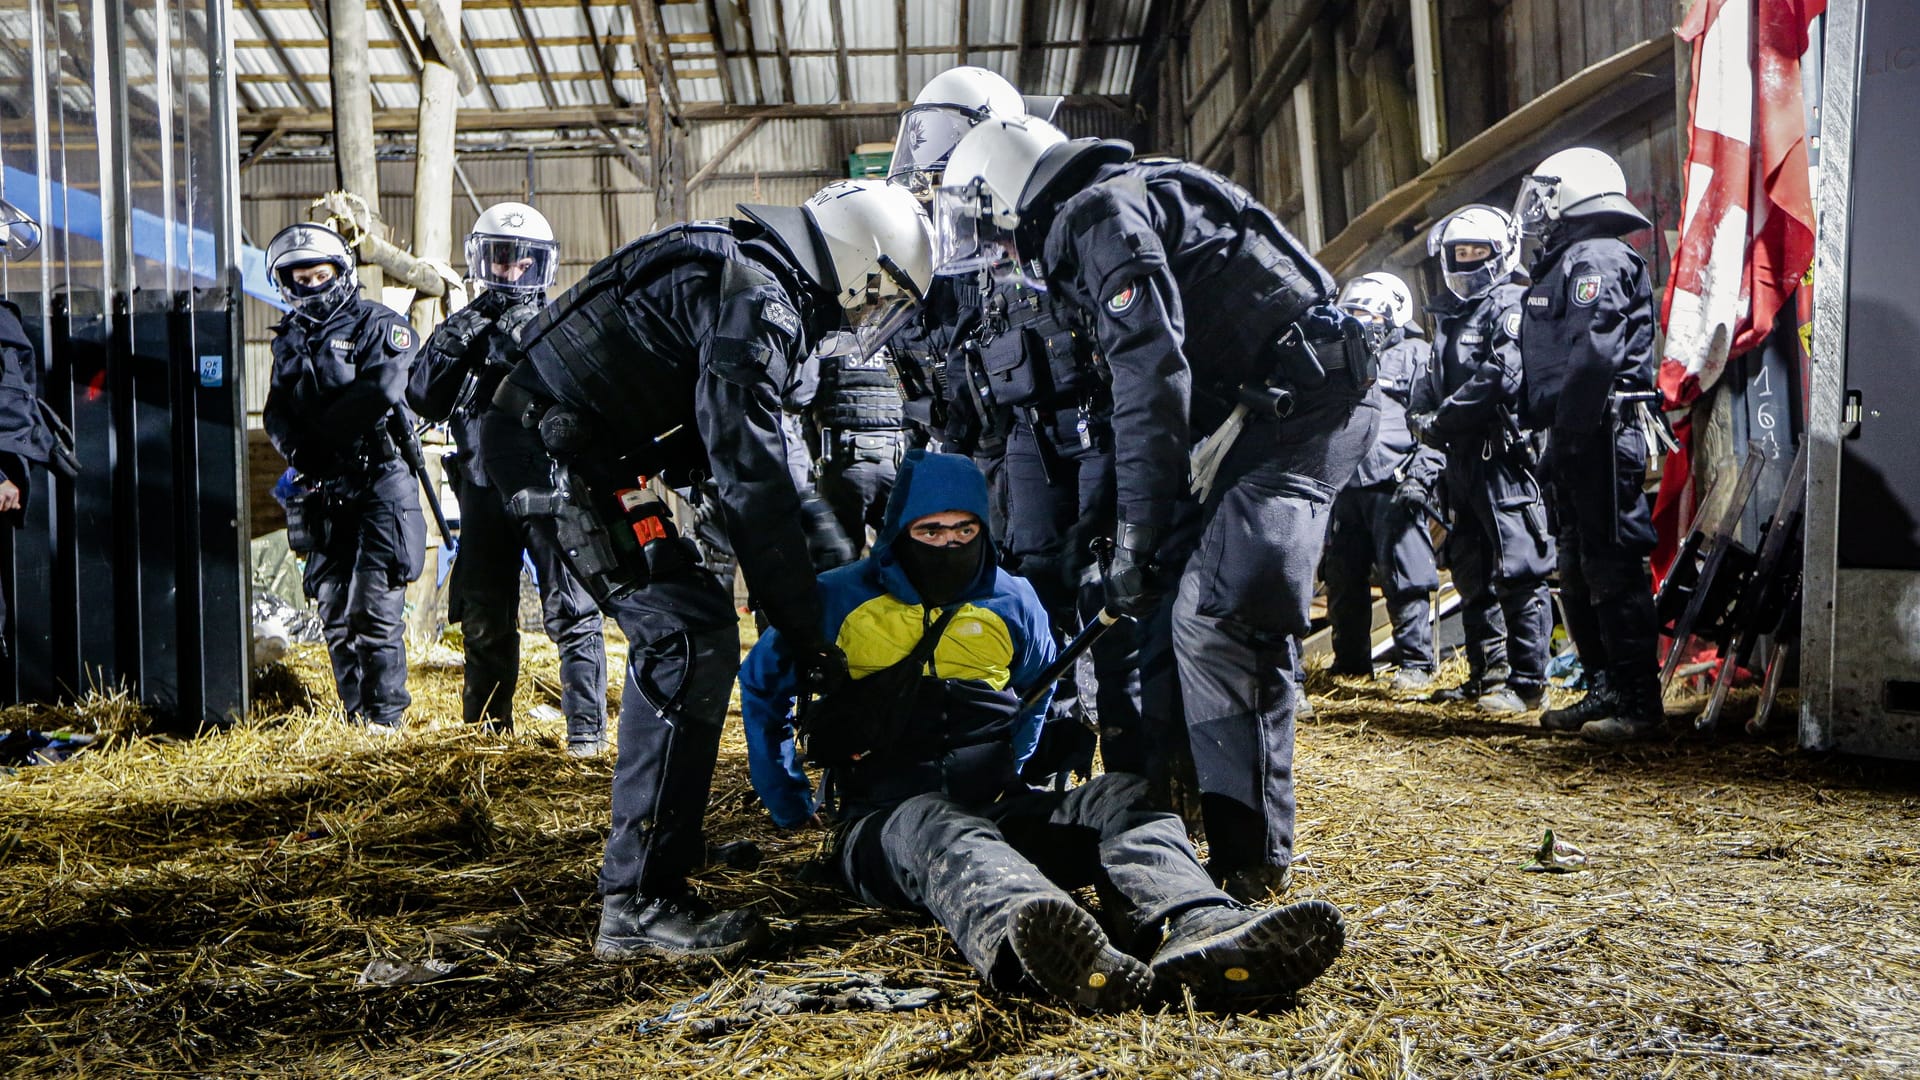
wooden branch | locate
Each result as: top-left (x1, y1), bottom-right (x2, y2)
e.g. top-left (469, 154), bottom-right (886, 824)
top-left (505, 0), bottom-right (562, 109)
top-left (685, 115), bottom-right (766, 189)
top-left (376, 0), bottom-right (425, 72)
top-left (418, 0), bottom-right (479, 94)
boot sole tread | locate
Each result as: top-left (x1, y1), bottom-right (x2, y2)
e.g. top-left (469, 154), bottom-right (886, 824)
top-left (1008, 897), bottom-right (1153, 1012)
top-left (1151, 899), bottom-right (1345, 1003)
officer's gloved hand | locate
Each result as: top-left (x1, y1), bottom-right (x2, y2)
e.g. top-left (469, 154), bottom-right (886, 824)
top-left (1104, 523), bottom-right (1164, 619)
top-left (1406, 411), bottom-right (1440, 447)
top-left (799, 495), bottom-right (857, 571)
top-left (494, 298), bottom-right (544, 342)
top-left (793, 641), bottom-right (850, 698)
top-left (1392, 476), bottom-right (1439, 522)
top-left (438, 304), bottom-right (496, 359)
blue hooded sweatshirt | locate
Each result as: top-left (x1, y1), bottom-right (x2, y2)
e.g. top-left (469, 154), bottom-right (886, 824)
top-left (738, 450), bottom-right (1057, 827)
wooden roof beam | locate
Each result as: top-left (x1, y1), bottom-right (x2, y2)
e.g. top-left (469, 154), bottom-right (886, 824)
top-left (628, 0), bottom-right (683, 121)
top-left (238, 0), bottom-right (323, 112)
top-left (700, 0), bottom-right (738, 105)
top-left (685, 114), bottom-right (766, 189)
top-left (236, 97), bottom-right (1133, 133)
top-left (734, 0), bottom-right (766, 104)
top-left (462, 19), bottom-right (506, 110)
top-left (894, 0), bottom-right (908, 103)
top-left (505, 0), bottom-right (563, 109)
top-left (769, 0), bottom-right (796, 103)
top-left (580, 0), bottom-right (631, 106)
top-left (829, 0), bottom-right (852, 104)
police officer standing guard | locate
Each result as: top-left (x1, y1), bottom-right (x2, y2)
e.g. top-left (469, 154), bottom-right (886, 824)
top-left (262, 223), bottom-right (426, 734)
top-left (939, 118), bottom-right (1378, 899)
top-left (486, 179), bottom-right (932, 961)
top-left (408, 203), bottom-right (609, 755)
top-left (1323, 272), bottom-right (1442, 692)
top-left (1407, 206), bottom-right (1555, 713)
top-left (1511, 147), bottom-right (1664, 742)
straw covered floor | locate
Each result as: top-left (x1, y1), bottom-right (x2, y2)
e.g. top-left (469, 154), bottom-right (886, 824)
top-left (2, 632), bottom-right (1917, 1079)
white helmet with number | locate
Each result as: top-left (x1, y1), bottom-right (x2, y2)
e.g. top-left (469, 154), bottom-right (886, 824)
top-left (1338, 272), bottom-right (1416, 329)
top-left (931, 115), bottom-right (1130, 278)
top-left (1426, 204), bottom-right (1519, 300)
top-left (1511, 146), bottom-right (1651, 239)
top-left (465, 201), bottom-right (557, 295)
top-left (265, 221), bottom-right (358, 322)
top-left (888, 66), bottom-right (1029, 197)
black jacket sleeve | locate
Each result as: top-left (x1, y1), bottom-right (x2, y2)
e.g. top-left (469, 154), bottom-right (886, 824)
top-left (320, 307), bottom-right (419, 441)
top-left (1431, 291), bottom-right (1524, 440)
top-left (695, 279), bottom-right (825, 647)
top-left (1553, 241), bottom-right (1654, 439)
top-left (261, 325), bottom-right (315, 464)
top-left (407, 305), bottom-right (494, 422)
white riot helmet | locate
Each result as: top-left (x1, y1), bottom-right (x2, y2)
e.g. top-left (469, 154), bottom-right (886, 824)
top-left (930, 115), bottom-right (1067, 279)
top-left (1337, 272), bottom-right (1414, 349)
top-left (1426, 204), bottom-right (1519, 300)
top-left (0, 197), bottom-right (41, 260)
top-left (1511, 147), bottom-right (1651, 239)
top-left (465, 201), bottom-right (557, 295)
top-left (888, 66), bottom-right (1028, 198)
top-left (265, 221), bottom-right (358, 322)
top-left (740, 180), bottom-right (933, 357)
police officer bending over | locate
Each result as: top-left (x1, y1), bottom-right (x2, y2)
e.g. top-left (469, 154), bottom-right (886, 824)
top-left (1323, 272), bottom-right (1443, 692)
top-left (740, 450), bottom-right (1346, 1012)
top-left (1407, 206), bottom-right (1556, 713)
top-left (487, 179), bottom-right (928, 962)
top-left (937, 117), bottom-right (1380, 900)
top-left (1512, 148), bottom-right (1664, 743)
top-left (263, 223), bottom-right (426, 735)
top-left (407, 202), bottom-right (609, 755)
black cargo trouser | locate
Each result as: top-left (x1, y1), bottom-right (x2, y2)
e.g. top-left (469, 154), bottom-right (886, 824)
top-left (1160, 391), bottom-right (1378, 876)
top-left (1003, 414), bottom-right (1146, 777)
top-left (838, 773), bottom-right (1232, 982)
top-left (304, 460), bottom-right (426, 726)
top-left (1545, 423), bottom-right (1659, 695)
top-left (1322, 482), bottom-right (1438, 675)
top-left (819, 428), bottom-right (903, 558)
top-left (447, 459), bottom-right (607, 728)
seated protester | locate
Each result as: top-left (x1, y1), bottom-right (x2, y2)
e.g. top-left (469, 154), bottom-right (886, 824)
top-left (739, 450), bottom-right (1347, 1012)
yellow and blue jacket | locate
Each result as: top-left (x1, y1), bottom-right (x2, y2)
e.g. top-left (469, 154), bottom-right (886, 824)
top-left (739, 451), bottom-right (1056, 827)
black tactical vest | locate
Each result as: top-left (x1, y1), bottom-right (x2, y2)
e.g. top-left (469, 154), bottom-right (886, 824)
top-left (817, 348), bottom-right (907, 431)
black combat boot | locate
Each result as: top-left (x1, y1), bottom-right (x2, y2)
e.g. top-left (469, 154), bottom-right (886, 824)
top-left (1580, 671), bottom-right (1667, 743)
top-left (566, 714), bottom-right (608, 757)
top-left (1006, 896), bottom-right (1154, 1012)
top-left (1540, 671), bottom-right (1613, 733)
top-left (1149, 899), bottom-right (1346, 1003)
top-left (593, 892), bottom-right (770, 962)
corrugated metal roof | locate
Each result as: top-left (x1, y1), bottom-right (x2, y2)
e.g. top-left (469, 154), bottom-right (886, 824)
top-left (228, 0), bottom-right (1155, 129)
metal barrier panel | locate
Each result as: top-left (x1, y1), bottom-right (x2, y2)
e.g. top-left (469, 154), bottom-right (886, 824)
top-left (0, 0), bottom-right (249, 725)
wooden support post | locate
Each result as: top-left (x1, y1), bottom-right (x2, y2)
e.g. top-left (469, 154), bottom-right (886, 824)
top-left (1015, 0), bottom-right (1038, 90)
top-left (895, 0), bottom-right (909, 103)
top-left (830, 0), bottom-right (852, 103)
top-left (411, 0), bottom-right (466, 331)
top-left (329, 0), bottom-right (383, 291)
top-left (1309, 14), bottom-right (1347, 238)
top-left (1368, 48), bottom-right (1419, 193)
top-left (957, 0), bottom-right (970, 66)
top-left (770, 0), bottom-right (797, 103)
top-left (646, 64), bottom-right (683, 223)
top-left (1228, 0), bottom-right (1256, 188)
top-left (507, 0), bottom-right (563, 110)
top-left (629, 0), bottom-right (683, 121)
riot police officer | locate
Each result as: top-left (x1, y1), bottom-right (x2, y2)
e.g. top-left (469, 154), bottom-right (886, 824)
top-left (486, 179), bottom-right (929, 962)
top-left (1511, 147), bottom-right (1663, 743)
top-left (795, 332), bottom-right (908, 556)
top-left (1407, 205), bottom-right (1556, 714)
top-left (407, 202), bottom-right (609, 755)
top-left (262, 222), bottom-right (426, 734)
top-left (938, 117), bottom-right (1379, 899)
top-left (1323, 272), bottom-right (1442, 692)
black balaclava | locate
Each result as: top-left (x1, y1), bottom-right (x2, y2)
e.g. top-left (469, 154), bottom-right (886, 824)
top-left (895, 531), bottom-right (986, 607)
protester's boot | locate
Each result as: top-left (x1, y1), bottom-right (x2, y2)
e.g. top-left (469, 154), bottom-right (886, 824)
top-left (1472, 667), bottom-right (1526, 714)
top-left (1218, 863), bottom-right (1293, 904)
top-left (1540, 671), bottom-right (1614, 733)
top-left (1149, 899), bottom-right (1346, 1003)
top-left (1510, 681), bottom-right (1548, 712)
top-left (1428, 676), bottom-right (1482, 705)
top-left (1390, 668), bottom-right (1434, 694)
top-left (1581, 671), bottom-right (1668, 744)
top-left (566, 714), bottom-right (608, 758)
top-left (593, 892), bottom-right (770, 962)
top-left (1006, 896), bottom-right (1153, 1012)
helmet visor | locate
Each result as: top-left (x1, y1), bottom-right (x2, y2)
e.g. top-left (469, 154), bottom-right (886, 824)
top-left (1510, 176), bottom-right (1559, 238)
top-left (888, 104), bottom-right (987, 196)
top-left (930, 183), bottom-right (1021, 280)
top-left (469, 235), bottom-right (557, 292)
top-left (850, 294), bottom-right (922, 365)
top-left (0, 199), bottom-right (41, 261)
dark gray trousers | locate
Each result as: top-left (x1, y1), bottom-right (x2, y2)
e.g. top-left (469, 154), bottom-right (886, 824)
top-left (306, 461), bottom-right (425, 726)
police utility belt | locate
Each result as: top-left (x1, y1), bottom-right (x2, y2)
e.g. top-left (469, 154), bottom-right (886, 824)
top-left (491, 375), bottom-right (699, 606)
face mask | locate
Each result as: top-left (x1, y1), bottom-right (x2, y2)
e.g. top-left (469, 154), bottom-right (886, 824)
top-left (894, 532), bottom-right (985, 607)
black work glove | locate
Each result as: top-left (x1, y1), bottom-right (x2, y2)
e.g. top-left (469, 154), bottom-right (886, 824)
top-left (799, 495), bottom-right (857, 571)
top-left (1406, 411), bottom-right (1440, 448)
top-left (794, 642), bottom-right (850, 698)
top-left (1392, 475), bottom-right (1439, 522)
top-left (436, 303), bottom-right (497, 360)
top-left (1103, 522), bottom-right (1164, 619)
top-left (493, 298), bottom-right (544, 343)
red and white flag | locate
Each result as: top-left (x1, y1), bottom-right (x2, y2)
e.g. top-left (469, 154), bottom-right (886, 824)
top-left (1658, 0), bottom-right (1823, 406)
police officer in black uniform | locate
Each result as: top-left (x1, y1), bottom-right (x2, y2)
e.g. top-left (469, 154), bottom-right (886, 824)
top-left (262, 222), bottom-right (426, 734)
top-left (407, 202), bottom-right (609, 755)
top-left (1322, 272), bottom-right (1442, 692)
top-left (795, 332), bottom-right (909, 556)
top-left (1408, 205), bottom-right (1556, 714)
top-left (938, 117), bottom-right (1379, 900)
top-left (1511, 147), bottom-right (1664, 743)
top-left (486, 179), bottom-right (929, 962)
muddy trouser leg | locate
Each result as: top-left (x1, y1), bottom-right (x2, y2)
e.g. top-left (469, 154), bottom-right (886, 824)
top-left (596, 568), bottom-right (739, 899)
top-left (841, 776), bottom-right (1231, 982)
top-left (1321, 488), bottom-right (1377, 675)
top-left (1497, 576), bottom-right (1554, 695)
top-left (452, 472), bottom-right (527, 725)
top-left (352, 465), bottom-right (426, 726)
top-left (1448, 518), bottom-right (1508, 685)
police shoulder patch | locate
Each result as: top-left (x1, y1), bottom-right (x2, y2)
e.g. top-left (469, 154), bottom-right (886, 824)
top-left (1503, 310), bottom-right (1523, 338)
top-left (387, 321), bottom-right (413, 352)
top-left (1571, 273), bottom-right (1604, 306)
top-left (761, 298), bottom-right (800, 337)
top-left (1105, 281), bottom-right (1141, 315)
